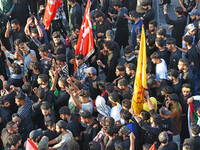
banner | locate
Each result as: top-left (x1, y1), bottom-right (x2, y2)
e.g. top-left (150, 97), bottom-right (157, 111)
top-left (75, 0), bottom-right (94, 71)
top-left (43, 0), bottom-right (62, 30)
top-left (131, 25), bottom-right (147, 115)
top-left (26, 138), bottom-right (38, 150)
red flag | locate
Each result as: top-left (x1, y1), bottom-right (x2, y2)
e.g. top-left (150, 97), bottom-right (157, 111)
top-left (43, 0), bottom-right (62, 30)
top-left (26, 138), bottom-right (39, 150)
top-left (75, 0), bottom-right (95, 71)
top-left (149, 143), bottom-right (156, 150)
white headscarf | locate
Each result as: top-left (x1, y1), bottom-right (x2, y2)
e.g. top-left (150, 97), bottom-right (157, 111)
top-left (95, 95), bottom-right (111, 117)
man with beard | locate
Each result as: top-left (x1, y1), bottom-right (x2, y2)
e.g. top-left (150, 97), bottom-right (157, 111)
top-left (141, 0), bottom-right (155, 30)
top-left (56, 54), bottom-right (69, 77)
top-left (5, 19), bottom-right (27, 43)
top-left (71, 54), bottom-right (89, 89)
top-left (179, 83), bottom-right (191, 144)
top-left (125, 63), bottom-right (136, 88)
top-left (148, 20), bottom-right (157, 41)
top-left (166, 93), bottom-right (182, 150)
top-left (1, 121), bottom-right (19, 148)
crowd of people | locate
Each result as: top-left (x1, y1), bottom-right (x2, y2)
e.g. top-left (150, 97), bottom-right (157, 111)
top-left (1, 0), bottom-right (200, 149)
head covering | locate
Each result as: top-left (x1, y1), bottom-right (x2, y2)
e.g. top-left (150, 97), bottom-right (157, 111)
top-left (141, 0), bottom-right (151, 6)
top-left (38, 136), bottom-right (49, 150)
top-left (56, 120), bottom-right (68, 129)
top-left (187, 23), bottom-right (196, 31)
top-left (106, 30), bottom-right (114, 40)
top-left (143, 97), bottom-right (157, 112)
top-left (95, 96), bottom-right (111, 117)
top-left (29, 129), bottom-right (43, 141)
top-left (189, 9), bottom-right (200, 16)
top-left (159, 107), bottom-right (171, 116)
top-left (84, 67), bottom-right (97, 75)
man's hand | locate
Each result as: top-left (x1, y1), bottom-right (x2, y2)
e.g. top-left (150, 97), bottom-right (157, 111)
top-left (91, 55), bottom-right (96, 63)
top-left (163, 5), bottom-right (167, 14)
top-left (6, 22), bottom-right (10, 29)
top-left (0, 75), bottom-right (5, 82)
top-left (7, 12), bottom-right (11, 17)
top-left (183, 7), bottom-right (188, 12)
top-left (27, 18), bottom-right (33, 25)
top-left (187, 97), bottom-right (194, 104)
top-left (124, 13), bottom-right (130, 20)
top-left (7, 61), bottom-right (11, 67)
top-left (97, 60), bottom-right (104, 67)
top-left (66, 86), bottom-right (73, 95)
top-left (34, 17), bottom-right (39, 25)
top-left (168, 25), bottom-right (173, 30)
top-left (1, 45), bottom-right (6, 52)
top-left (144, 90), bottom-right (150, 99)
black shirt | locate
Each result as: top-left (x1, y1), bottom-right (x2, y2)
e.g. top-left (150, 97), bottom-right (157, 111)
top-left (5, 91), bottom-right (17, 113)
top-left (105, 135), bottom-right (122, 150)
top-left (43, 129), bottom-right (59, 141)
top-left (67, 114), bottom-right (81, 138)
top-left (158, 141), bottom-right (178, 150)
top-left (161, 117), bottom-right (174, 141)
top-left (49, 40), bottom-right (66, 55)
top-left (143, 8), bottom-right (155, 30)
top-left (31, 72), bottom-right (39, 88)
top-left (181, 67), bottom-right (194, 92)
top-left (186, 45), bottom-right (200, 74)
top-left (157, 49), bottom-right (170, 66)
top-left (85, 76), bottom-right (101, 100)
top-left (169, 49), bottom-right (182, 70)
top-left (70, 3), bottom-right (82, 27)
top-left (82, 121), bottom-right (98, 150)
top-left (172, 79), bottom-right (182, 97)
top-left (9, 28), bottom-right (27, 42)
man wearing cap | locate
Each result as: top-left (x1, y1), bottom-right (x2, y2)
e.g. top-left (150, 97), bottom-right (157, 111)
top-left (159, 107), bottom-right (174, 142)
top-left (141, 0), bottom-right (155, 30)
top-left (166, 38), bottom-right (182, 70)
top-left (48, 120), bottom-right (74, 150)
top-left (29, 128), bottom-right (43, 147)
top-left (166, 93), bottom-right (182, 150)
top-left (183, 123), bottom-right (200, 150)
top-left (83, 67), bottom-right (101, 100)
top-left (189, 9), bottom-right (200, 42)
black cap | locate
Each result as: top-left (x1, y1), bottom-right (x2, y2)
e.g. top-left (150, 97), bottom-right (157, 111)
top-left (141, 0), bottom-right (151, 6)
top-left (168, 93), bottom-right (179, 102)
top-left (56, 120), bottom-right (68, 129)
top-left (118, 78), bottom-right (128, 86)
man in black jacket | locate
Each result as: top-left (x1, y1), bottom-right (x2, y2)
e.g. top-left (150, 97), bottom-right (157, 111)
top-left (97, 40), bottom-right (118, 82)
top-left (163, 5), bottom-right (187, 47)
top-left (183, 123), bottom-right (200, 150)
top-left (108, 0), bottom-right (129, 49)
top-left (69, 0), bottom-right (82, 27)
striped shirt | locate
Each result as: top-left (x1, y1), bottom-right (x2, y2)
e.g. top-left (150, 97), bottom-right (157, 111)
top-left (93, 128), bottom-right (105, 150)
top-left (17, 101), bottom-right (34, 134)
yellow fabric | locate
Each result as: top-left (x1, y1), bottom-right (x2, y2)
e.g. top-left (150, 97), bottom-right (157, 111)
top-left (109, 99), bottom-right (120, 107)
top-left (182, 87), bottom-right (191, 91)
top-left (143, 97), bottom-right (157, 112)
top-left (131, 26), bottom-right (147, 115)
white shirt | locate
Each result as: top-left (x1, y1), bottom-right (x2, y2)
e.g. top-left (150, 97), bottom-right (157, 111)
top-left (110, 105), bottom-right (122, 123)
top-left (156, 59), bottom-right (168, 81)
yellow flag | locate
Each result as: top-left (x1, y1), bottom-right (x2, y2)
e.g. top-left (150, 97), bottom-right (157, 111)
top-left (131, 25), bottom-right (147, 115)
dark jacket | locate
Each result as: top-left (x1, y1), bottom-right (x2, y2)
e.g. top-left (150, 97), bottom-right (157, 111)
top-left (183, 136), bottom-right (200, 150)
top-left (70, 3), bottom-right (82, 27)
